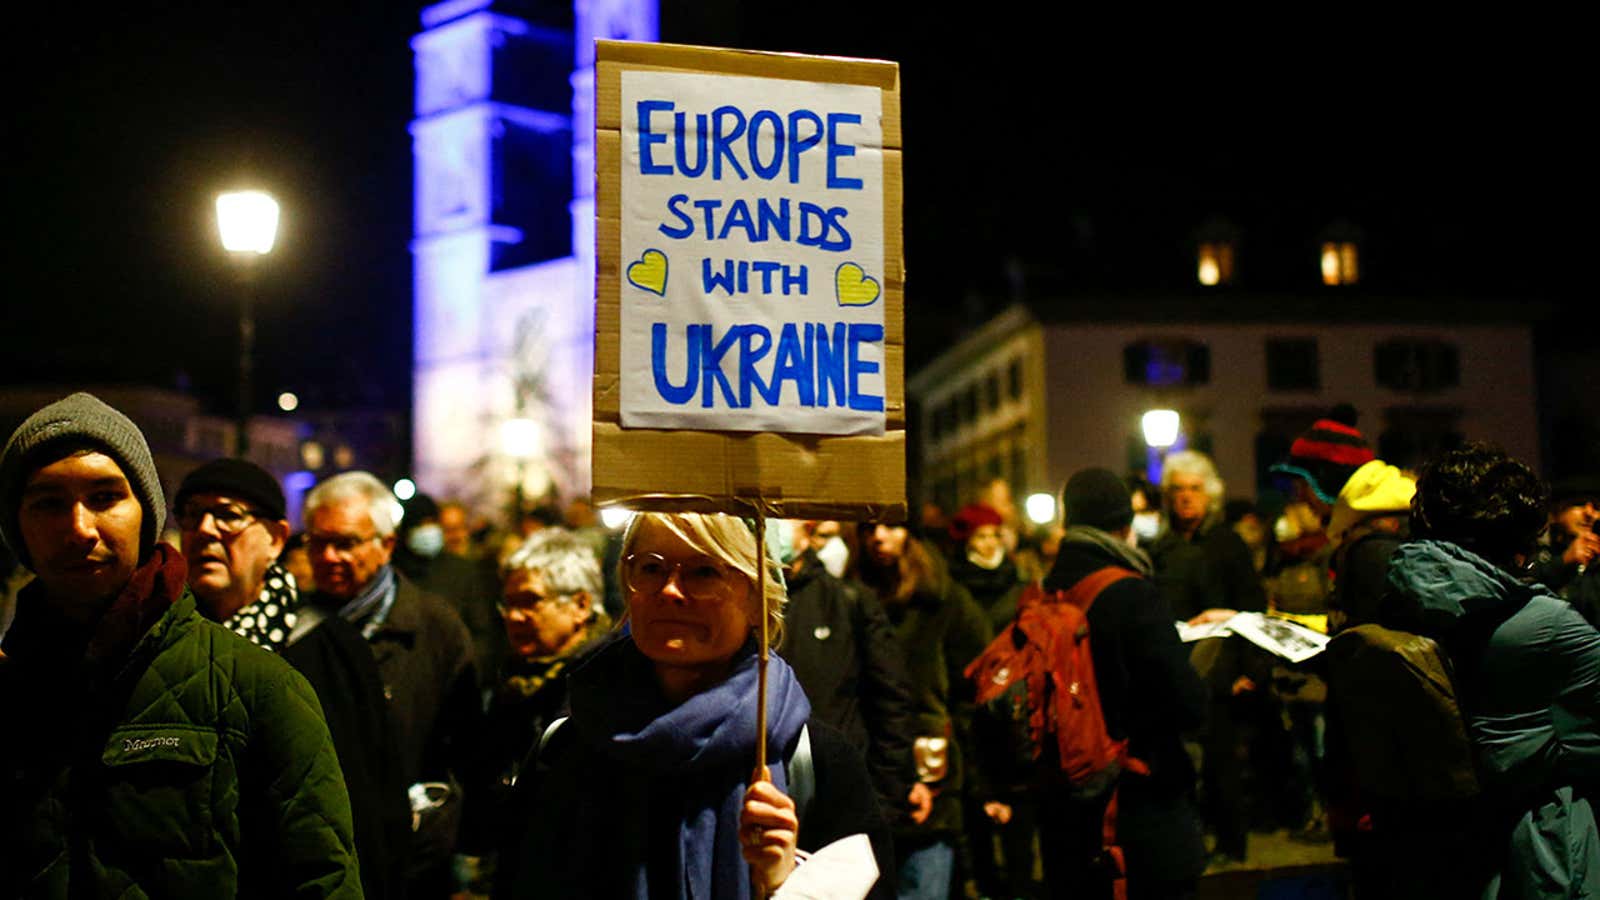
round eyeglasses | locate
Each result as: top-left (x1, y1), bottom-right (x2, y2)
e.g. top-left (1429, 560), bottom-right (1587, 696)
top-left (622, 552), bottom-right (735, 601)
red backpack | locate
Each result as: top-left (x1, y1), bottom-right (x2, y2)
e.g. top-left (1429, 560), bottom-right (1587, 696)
top-left (965, 567), bottom-right (1147, 792)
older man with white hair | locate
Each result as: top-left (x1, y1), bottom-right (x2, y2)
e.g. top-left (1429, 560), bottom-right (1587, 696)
top-left (302, 470), bottom-right (481, 898)
top-left (1146, 450), bottom-right (1269, 866)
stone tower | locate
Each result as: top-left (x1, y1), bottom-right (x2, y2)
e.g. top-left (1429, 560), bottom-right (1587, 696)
top-left (410, 0), bottom-right (656, 511)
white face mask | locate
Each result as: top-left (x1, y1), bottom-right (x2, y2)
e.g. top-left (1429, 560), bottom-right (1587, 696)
top-left (967, 546), bottom-right (1006, 571)
top-left (406, 523), bottom-right (445, 558)
top-left (816, 536), bottom-right (849, 578)
top-left (1132, 512), bottom-right (1161, 541)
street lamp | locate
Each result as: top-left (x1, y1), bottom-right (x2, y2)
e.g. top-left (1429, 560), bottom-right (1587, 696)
top-left (1024, 492), bottom-right (1057, 526)
top-left (216, 190), bottom-right (280, 457)
top-left (1142, 409), bottom-right (1181, 449)
top-left (1142, 408), bottom-right (1181, 484)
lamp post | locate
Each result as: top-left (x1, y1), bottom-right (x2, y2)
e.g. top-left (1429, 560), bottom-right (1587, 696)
top-left (215, 190), bottom-right (280, 457)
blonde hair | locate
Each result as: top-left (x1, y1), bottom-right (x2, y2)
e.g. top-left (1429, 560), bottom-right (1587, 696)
top-left (620, 512), bottom-right (787, 648)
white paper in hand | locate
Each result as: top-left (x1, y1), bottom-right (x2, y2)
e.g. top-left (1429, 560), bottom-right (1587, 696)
top-left (773, 833), bottom-right (880, 900)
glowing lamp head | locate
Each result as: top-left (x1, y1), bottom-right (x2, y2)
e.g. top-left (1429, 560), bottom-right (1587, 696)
top-left (393, 478), bottom-right (417, 501)
top-left (599, 507), bottom-right (634, 530)
top-left (1142, 409), bottom-right (1181, 449)
top-left (216, 191), bottom-right (280, 255)
top-left (1024, 492), bottom-right (1057, 526)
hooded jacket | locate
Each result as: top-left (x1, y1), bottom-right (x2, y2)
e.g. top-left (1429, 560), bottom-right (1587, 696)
top-left (1384, 540), bottom-right (1600, 898)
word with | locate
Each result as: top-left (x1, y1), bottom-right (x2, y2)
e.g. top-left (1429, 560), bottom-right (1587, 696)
top-left (702, 259), bottom-right (807, 297)
top-left (651, 321), bottom-right (884, 412)
top-left (637, 101), bottom-right (864, 188)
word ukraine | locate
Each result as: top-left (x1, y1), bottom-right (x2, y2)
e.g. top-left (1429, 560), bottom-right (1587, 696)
top-left (652, 321), bottom-right (884, 412)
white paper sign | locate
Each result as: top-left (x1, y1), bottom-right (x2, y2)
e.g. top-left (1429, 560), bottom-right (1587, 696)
top-left (619, 70), bottom-right (886, 435)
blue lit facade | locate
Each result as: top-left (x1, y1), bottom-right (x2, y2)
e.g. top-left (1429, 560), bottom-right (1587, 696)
top-left (411, 0), bottom-right (657, 509)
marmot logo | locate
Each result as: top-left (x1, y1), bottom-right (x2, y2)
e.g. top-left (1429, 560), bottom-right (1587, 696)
top-left (123, 736), bottom-right (182, 753)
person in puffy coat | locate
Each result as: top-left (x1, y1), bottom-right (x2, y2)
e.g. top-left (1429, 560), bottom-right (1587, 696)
top-left (1379, 443), bottom-right (1600, 899)
top-left (0, 393), bottom-right (361, 898)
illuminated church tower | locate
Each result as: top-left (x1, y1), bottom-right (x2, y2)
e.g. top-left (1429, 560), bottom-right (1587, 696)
top-left (411, 0), bottom-right (657, 508)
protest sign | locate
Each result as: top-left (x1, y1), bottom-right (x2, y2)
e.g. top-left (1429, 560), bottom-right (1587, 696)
top-left (593, 40), bottom-right (905, 520)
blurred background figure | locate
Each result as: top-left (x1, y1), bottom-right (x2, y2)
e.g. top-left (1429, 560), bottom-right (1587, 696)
top-left (777, 519), bottom-right (918, 828)
top-left (855, 522), bottom-right (992, 900)
top-left (1146, 450), bottom-right (1272, 866)
top-left (395, 492), bottom-right (505, 686)
top-left (282, 531), bottom-right (316, 594)
top-left (947, 502), bottom-right (1025, 633)
top-left (460, 527), bottom-right (613, 894)
top-left (1531, 479), bottom-right (1600, 627)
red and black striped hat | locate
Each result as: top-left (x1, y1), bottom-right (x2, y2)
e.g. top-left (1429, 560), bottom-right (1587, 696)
top-left (1271, 418), bottom-right (1375, 504)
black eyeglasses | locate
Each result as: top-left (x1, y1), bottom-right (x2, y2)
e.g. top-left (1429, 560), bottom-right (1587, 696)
top-left (177, 502), bottom-right (263, 536)
top-left (622, 552), bottom-right (736, 601)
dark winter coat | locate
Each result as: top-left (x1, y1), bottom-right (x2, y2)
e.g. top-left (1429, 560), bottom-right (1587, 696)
top-left (783, 551), bottom-right (918, 816)
top-left (0, 578), bottom-right (361, 898)
top-left (1382, 540), bottom-right (1600, 899)
top-left (1043, 538), bottom-right (1210, 883)
top-left (873, 546), bottom-right (993, 841)
top-left (284, 612), bottom-right (413, 900)
top-left (496, 639), bottom-right (894, 899)
top-left (311, 573), bottom-right (482, 891)
top-left (949, 554), bottom-right (1026, 634)
top-left (1147, 513), bottom-right (1265, 622)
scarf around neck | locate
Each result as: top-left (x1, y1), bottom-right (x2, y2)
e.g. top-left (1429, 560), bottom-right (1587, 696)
top-left (330, 564), bottom-right (397, 640)
top-left (222, 562), bottom-right (300, 653)
top-left (566, 637), bottom-right (811, 900)
top-left (1062, 525), bottom-right (1153, 577)
top-left (4, 543), bottom-right (188, 687)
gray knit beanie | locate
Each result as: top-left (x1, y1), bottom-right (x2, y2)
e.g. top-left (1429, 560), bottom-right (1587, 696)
top-left (0, 392), bottom-right (166, 570)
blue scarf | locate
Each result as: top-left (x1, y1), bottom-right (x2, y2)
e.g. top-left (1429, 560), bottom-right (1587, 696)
top-left (332, 564), bottom-right (397, 639)
top-left (567, 637), bottom-right (811, 900)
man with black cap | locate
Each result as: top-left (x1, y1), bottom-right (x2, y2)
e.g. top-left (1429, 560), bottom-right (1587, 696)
top-left (0, 393), bottom-right (360, 897)
top-left (1038, 467), bottom-right (1207, 900)
top-left (177, 457), bottom-right (412, 900)
top-left (175, 457), bottom-right (299, 649)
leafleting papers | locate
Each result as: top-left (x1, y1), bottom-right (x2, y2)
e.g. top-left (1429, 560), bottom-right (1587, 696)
top-left (1176, 612), bottom-right (1329, 664)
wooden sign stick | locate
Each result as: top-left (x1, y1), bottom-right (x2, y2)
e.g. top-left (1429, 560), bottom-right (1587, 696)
top-left (754, 509), bottom-right (770, 774)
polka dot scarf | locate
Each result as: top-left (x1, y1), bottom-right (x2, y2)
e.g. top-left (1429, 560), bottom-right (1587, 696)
top-left (225, 562), bottom-right (300, 653)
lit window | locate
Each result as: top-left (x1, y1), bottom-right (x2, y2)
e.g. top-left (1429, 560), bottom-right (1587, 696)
top-left (1197, 241), bottom-right (1235, 286)
top-left (1320, 241), bottom-right (1359, 286)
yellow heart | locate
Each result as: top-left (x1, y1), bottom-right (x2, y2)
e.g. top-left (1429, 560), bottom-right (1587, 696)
top-left (627, 249), bottom-right (669, 296)
top-left (835, 262), bottom-right (881, 307)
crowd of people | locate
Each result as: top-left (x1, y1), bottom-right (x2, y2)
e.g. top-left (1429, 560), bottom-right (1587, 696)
top-left (1, 391), bottom-right (1595, 899)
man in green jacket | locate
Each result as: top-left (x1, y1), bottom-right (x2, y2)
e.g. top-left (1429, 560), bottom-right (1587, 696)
top-left (0, 392), bottom-right (362, 898)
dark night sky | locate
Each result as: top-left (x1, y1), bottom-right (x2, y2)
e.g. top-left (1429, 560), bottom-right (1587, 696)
top-left (4, 4), bottom-right (1585, 417)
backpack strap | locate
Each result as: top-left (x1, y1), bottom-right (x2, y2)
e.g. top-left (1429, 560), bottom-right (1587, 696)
top-left (1058, 566), bottom-right (1138, 613)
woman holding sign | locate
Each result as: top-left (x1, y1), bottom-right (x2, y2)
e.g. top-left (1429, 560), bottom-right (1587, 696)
top-left (495, 512), bottom-right (892, 899)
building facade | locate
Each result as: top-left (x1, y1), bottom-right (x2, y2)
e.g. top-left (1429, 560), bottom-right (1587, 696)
top-left (909, 301), bottom-right (1542, 515)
